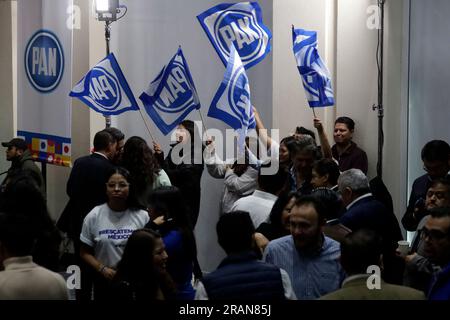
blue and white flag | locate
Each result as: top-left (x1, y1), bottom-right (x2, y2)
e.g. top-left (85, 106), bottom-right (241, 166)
top-left (70, 53), bottom-right (139, 115)
top-left (208, 44), bottom-right (255, 148)
top-left (139, 47), bottom-right (200, 135)
top-left (292, 27), bottom-right (334, 107)
top-left (197, 2), bottom-right (272, 70)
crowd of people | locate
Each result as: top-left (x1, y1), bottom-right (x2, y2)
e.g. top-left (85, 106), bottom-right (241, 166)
top-left (0, 114), bottom-right (449, 301)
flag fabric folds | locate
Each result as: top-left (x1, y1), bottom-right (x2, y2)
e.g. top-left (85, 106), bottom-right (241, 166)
top-left (197, 1), bottom-right (272, 70)
top-left (70, 53), bottom-right (139, 115)
top-left (292, 27), bottom-right (335, 108)
top-left (208, 44), bottom-right (255, 148)
top-left (139, 47), bottom-right (201, 135)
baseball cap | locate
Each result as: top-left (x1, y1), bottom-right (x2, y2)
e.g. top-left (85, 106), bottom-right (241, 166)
top-left (1, 138), bottom-right (28, 151)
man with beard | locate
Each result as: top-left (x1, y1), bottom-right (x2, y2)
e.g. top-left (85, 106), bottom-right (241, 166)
top-left (102, 127), bottom-right (125, 164)
top-left (1, 138), bottom-right (44, 196)
top-left (404, 178), bottom-right (450, 291)
top-left (402, 140), bottom-right (450, 231)
top-left (264, 195), bottom-right (344, 299)
top-left (423, 207), bottom-right (450, 300)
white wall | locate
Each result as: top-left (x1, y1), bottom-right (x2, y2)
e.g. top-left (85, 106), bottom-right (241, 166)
top-left (383, 0), bottom-right (408, 231)
top-left (337, 0), bottom-right (408, 225)
top-left (273, 0), bottom-right (337, 140)
top-left (336, 0), bottom-right (379, 179)
top-left (0, 0), bottom-right (16, 177)
top-left (408, 0), bottom-right (450, 187)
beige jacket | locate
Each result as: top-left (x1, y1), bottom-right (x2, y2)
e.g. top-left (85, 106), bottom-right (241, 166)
top-left (0, 256), bottom-right (68, 300)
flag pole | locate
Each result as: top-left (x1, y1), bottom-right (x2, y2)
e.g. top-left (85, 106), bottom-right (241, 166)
top-left (311, 107), bottom-right (317, 118)
top-left (137, 108), bottom-right (156, 142)
top-left (104, 21), bottom-right (112, 128)
top-left (197, 110), bottom-right (209, 138)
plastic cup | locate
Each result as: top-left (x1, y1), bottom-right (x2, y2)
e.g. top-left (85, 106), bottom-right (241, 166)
top-left (397, 240), bottom-right (410, 257)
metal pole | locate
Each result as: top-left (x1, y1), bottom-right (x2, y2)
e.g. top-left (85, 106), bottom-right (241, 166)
top-left (41, 161), bottom-right (47, 199)
top-left (104, 21), bottom-right (112, 128)
top-left (377, 0), bottom-right (385, 179)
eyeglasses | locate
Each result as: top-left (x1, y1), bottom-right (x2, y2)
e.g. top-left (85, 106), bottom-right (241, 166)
top-left (420, 227), bottom-right (449, 241)
top-left (106, 182), bottom-right (130, 189)
top-left (426, 190), bottom-right (448, 200)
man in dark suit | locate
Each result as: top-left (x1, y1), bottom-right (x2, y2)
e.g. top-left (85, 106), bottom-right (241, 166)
top-left (401, 140), bottom-right (450, 231)
top-left (320, 229), bottom-right (425, 300)
top-left (338, 169), bottom-right (403, 283)
top-left (57, 129), bottom-right (119, 300)
top-left (102, 127), bottom-right (125, 164)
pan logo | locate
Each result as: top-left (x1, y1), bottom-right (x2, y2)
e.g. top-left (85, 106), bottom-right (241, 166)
top-left (25, 29), bottom-right (64, 93)
top-left (228, 65), bottom-right (251, 126)
top-left (216, 12), bottom-right (263, 65)
top-left (87, 67), bottom-right (122, 111)
top-left (154, 61), bottom-right (195, 112)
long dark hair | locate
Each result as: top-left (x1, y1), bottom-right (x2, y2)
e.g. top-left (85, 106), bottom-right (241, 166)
top-left (178, 120), bottom-right (205, 164)
top-left (179, 120), bottom-right (198, 145)
top-left (147, 186), bottom-right (197, 260)
top-left (0, 171), bottom-right (61, 270)
top-left (279, 136), bottom-right (296, 170)
top-left (114, 229), bottom-right (176, 300)
top-left (120, 136), bottom-right (160, 194)
top-left (268, 191), bottom-right (301, 236)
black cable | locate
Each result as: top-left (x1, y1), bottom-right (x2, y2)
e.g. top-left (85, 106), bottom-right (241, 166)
top-left (376, 0), bottom-right (385, 178)
top-left (116, 5), bottom-right (128, 21)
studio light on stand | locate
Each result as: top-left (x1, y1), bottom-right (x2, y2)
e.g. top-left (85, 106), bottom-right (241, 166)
top-left (94, 0), bottom-right (127, 128)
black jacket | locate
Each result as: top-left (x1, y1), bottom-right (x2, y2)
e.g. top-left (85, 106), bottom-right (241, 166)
top-left (57, 153), bottom-right (115, 240)
top-left (202, 251), bottom-right (286, 300)
top-left (156, 143), bottom-right (204, 227)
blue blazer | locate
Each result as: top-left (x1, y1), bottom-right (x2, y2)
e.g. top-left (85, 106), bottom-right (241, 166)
top-left (340, 196), bottom-right (402, 250)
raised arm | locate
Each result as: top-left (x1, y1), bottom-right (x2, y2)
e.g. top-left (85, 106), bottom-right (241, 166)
top-left (313, 117), bottom-right (333, 159)
top-left (204, 140), bottom-right (228, 178)
top-left (253, 106), bottom-right (272, 149)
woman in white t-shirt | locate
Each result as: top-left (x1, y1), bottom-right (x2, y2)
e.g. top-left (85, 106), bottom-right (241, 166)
top-left (80, 167), bottom-right (150, 300)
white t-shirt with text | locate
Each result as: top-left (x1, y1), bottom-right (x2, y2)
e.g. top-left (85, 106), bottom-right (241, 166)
top-left (80, 203), bottom-right (150, 268)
